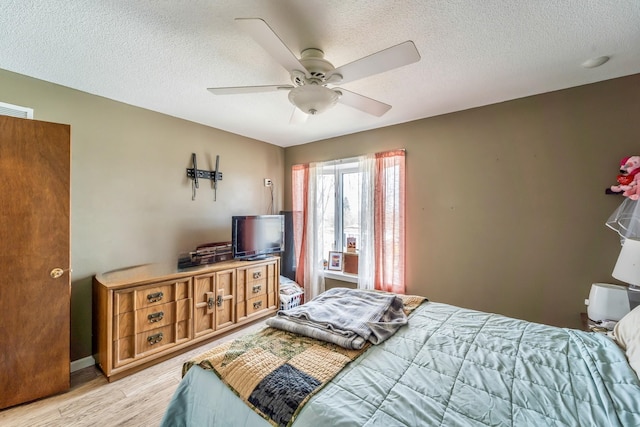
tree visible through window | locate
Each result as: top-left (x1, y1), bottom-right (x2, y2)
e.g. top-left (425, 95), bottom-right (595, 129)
top-left (342, 171), bottom-right (361, 251)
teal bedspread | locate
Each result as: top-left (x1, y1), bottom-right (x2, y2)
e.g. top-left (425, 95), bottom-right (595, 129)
top-left (161, 302), bottom-right (640, 426)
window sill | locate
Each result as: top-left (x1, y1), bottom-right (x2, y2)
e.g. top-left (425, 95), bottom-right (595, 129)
top-left (323, 270), bottom-right (358, 283)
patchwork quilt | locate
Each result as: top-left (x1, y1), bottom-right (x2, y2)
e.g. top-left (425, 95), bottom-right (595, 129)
top-left (182, 294), bottom-right (426, 427)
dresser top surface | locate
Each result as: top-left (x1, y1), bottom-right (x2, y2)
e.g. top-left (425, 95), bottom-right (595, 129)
top-left (94, 257), bottom-right (279, 288)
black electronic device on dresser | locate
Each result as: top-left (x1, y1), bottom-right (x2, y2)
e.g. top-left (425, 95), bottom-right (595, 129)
top-left (279, 211), bottom-right (296, 280)
top-left (232, 215), bottom-right (284, 260)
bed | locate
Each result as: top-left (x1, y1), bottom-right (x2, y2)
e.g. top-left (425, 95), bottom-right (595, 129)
top-left (161, 289), bottom-right (640, 427)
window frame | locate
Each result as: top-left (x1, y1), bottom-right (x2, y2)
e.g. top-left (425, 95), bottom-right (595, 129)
top-left (321, 159), bottom-right (359, 252)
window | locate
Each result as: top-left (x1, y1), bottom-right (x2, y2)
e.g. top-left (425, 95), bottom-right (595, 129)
top-left (0, 101), bottom-right (33, 119)
top-left (320, 161), bottom-right (361, 254)
top-left (292, 149), bottom-right (405, 298)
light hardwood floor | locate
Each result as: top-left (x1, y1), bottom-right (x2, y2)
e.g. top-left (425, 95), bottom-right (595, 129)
top-left (0, 321), bottom-right (266, 427)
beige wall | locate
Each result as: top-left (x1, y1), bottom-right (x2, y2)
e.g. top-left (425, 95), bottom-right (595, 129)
top-left (0, 69), bottom-right (284, 360)
top-left (284, 73), bottom-right (640, 329)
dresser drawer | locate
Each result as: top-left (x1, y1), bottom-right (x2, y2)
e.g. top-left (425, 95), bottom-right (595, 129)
top-left (114, 279), bottom-right (189, 315)
top-left (246, 280), bottom-right (267, 298)
top-left (246, 265), bottom-right (268, 284)
top-left (135, 301), bottom-right (176, 333)
top-left (135, 283), bottom-right (176, 310)
top-left (136, 324), bottom-right (176, 356)
top-left (114, 299), bottom-right (193, 338)
top-left (114, 323), bottom-right (177, 366)
top-left (245, 294), bottom-right (268, 316)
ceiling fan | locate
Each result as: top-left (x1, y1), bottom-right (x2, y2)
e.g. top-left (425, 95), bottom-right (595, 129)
top-left (207, 18), bottom-right (421, 121)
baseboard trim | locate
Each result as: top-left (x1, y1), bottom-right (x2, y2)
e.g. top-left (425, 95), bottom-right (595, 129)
top-left (70, 355), bottom-right (95, 373)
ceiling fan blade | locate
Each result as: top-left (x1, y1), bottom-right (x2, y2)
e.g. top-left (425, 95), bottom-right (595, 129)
top-left (207, 85), bottom-right (293, 95)
top-left (289, 107), bottom-right (308, 125)
top-left (328, 41), bottom-right (420, 85)
top-left (337, 89), bottom-right (391, 117)
top-left (235, 18), bottom-right (308, 74)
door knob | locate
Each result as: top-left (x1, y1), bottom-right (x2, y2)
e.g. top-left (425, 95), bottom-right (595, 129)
top-left (50, 268), bottom-right (71, 279)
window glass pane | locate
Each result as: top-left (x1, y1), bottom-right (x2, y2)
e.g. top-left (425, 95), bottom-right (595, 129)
top-left (342, 172), bottom-right (360, 251)
top-left (320, 173), bottom-right (336, 253)
top-left (318, 163), bottom-right (361, 260)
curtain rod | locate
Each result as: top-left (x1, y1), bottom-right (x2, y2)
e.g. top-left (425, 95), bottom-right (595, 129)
top-left (292, 148), bottom-right (406, 168)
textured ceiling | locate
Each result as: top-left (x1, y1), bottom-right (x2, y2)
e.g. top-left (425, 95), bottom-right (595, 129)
top-left (1, 1), bottom-right (639, 147)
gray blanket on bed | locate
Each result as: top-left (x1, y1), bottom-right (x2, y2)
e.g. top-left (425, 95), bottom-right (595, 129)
top-left (265, 287), bottom-right (407, 349)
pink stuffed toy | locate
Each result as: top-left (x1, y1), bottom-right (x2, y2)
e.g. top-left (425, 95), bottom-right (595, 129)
top-left (612, 156), bottom-right (640, 195)
top-left (625, 174), bottom-right (640, 200)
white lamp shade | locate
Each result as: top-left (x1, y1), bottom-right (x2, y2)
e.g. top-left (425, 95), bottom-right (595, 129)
top-left (288, 85), bottom-right (340, 115)
top-left (612, 238), bottom-right (640, 286)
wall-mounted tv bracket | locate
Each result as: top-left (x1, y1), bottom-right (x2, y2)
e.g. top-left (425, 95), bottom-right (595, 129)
top-left (186, 153), bottom-right (222, 201)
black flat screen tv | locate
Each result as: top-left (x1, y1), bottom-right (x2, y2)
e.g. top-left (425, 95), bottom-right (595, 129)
top-left (232, 215), bottom-right (285, 260)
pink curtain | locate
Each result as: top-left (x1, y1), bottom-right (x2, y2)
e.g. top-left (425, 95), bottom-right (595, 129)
top-left (291, 164), bottom-right (308, 287)
top-left (374, 150), bottom-right (406, 293)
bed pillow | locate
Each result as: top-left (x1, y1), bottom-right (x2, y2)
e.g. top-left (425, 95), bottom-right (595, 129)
top-left (613, 304), bottom-right (640, 378)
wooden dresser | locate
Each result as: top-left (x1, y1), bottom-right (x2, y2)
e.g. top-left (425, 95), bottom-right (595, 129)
top-left (93, 257), bottom-right (279, 381)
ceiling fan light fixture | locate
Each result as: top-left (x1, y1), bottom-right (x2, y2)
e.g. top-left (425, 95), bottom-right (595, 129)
top-left (288, 85), bottom-right (340, 115)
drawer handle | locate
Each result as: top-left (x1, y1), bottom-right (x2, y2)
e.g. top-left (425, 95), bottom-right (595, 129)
top-left (252, 271), bottom-right (262, 279)
top-left (208, 297), bottom-right (215, 309)
top-left (217, 294), bottom-right (223, 307)
top-left (253, 301), bottom-right (262, 310)
top-left (148, 311), bottom-right (164, 323)
top-left (252, 285), bottom-right (262, 293)
top-left (147, 332), bottom-right (163, 345)
top-left (147, 292), bottom-right (163, 303)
